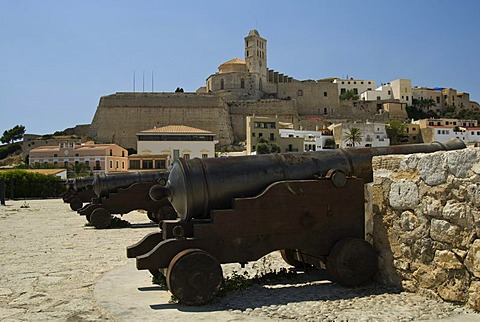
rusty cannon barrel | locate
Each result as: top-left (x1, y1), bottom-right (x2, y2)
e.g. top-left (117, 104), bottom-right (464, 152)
top-left (151, 139), bottom-right (465, 221)
top-left (93, 171), bottom-right (169, 198)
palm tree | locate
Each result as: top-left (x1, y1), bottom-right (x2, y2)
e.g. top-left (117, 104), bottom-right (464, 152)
top-left (344, 127), bottom-right (363, 148)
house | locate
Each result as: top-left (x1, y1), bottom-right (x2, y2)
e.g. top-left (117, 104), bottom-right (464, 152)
top-left (330, 122), bottom-right (390, 148)
top-left (129, 125), bottom-right (216, 170)
top-left (246, 116), bottom-right (334, 154)
top-left (29, 142), bottom-right (129, 174)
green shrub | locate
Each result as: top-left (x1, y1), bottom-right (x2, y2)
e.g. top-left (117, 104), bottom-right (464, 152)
top-left (0, 170), bottom-right (66, 198)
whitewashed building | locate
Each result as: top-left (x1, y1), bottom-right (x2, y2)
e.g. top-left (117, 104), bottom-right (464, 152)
top-left (330, 122), bottom-right (390, 148)
top-left (333, 78), bottom-right (376, 96)
top-left (130, 125), bottom-right (216, 170)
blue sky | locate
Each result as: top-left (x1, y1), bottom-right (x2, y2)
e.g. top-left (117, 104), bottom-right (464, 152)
top-left (1, 0), bottom-right (479, 135)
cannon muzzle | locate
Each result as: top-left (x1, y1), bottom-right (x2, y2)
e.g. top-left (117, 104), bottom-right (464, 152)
top-left (155, 139), bottom-right (465, 221)
top-left (67, 176), bottom-right (95, 192)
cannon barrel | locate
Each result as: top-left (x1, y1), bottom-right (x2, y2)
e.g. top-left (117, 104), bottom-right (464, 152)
top-left (93, 171), bottom-right (168, 198)
top-left (67, 176), bottom-right (95, 192)
top-left (154, 139), bottom-right (465, 221)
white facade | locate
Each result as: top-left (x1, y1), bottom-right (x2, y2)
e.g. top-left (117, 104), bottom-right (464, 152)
top-left (333, 78), bottom-right (376, 96)
top-left (330, 123), bottom-right (390, 148)
top-left (429, 126), bottom-right (480, 145)
top-left (361, 84), bottom-right (393, 101)
top-left (279, 129), bottom-right (334, 151)
top-left (136, 125), bottom-right (215, 168)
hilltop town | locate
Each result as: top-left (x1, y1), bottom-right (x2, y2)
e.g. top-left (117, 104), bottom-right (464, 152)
top-left (6, 29), bottom-right (480, 173)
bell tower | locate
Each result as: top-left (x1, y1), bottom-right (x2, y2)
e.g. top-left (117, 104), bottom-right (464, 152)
top-left (244, 29), bottom-right (267, 90)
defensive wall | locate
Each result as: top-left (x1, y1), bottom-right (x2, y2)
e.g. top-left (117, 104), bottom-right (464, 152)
top-left (368, 147), bottom-right (480, 311)
top-left (86, 91), bottom-right (402, 150)
top-left (88, 93), bottom-right (234, 150)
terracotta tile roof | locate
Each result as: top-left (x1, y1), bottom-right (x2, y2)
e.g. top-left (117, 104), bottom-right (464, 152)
top-left (138, 125), bottom-right (214, 135)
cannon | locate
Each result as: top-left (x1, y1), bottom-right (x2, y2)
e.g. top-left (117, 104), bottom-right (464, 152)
top-left (62, 176), bottom-right (96, 211)
top-left (78, 171), bottom-right (177, 229)
top-left (127, 139), bottom-right (465, 305)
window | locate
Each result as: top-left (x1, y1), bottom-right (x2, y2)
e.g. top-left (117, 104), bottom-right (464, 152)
top-left (122, 151), bottom-right (125, 157)
top-left (142, 160), bottom-right (153, 169)
top-left (155, 160), bottom-right (166, 169)
top-left (241, 78), bottom-right (245, 89)
top-left (436, 97), bottom-right (440, 103)
top-left (341, 88), bottom-right (346, 94)
top-left (252, 132), bottom-right (255, 137)
top-left (95, 160), bottom-right (101, 169)
top-left (202, 154), bottom-right (208, 158)
top-left (122, 161), bottom-right (125, 169)
top-left (220, 79), bottom-right (224, 90)
top-left (130, 160), bottom-right (140, 169)
top-left (388, 90), bottom-right (391, 95)
top-left (183, 154), bottom-right (190, 160)
top-left (353, 88), bottom-right (358, 95)
top-left (406, 96), bottom-right (409, 101)
top-left (54, 154), bottom-right (58, 157)
top-left (269, 133), bottom-right (274, 141)
top-left (109, 149), bottom-right (113, 156)
top-left (64, 161), bottom-right (69, 167)
top-left (85, 160), bottom-right (90, 167)
top-left (377, 96), bottom-right (381, 101)
top-left (324, 108), bottom-right (327, 115)
top-left (116, 161), bottom-right (119, 169)
top-left (324, 92), bottom-right (327, 97)
top-left (259, 133), bottom-right (263, 137)
top-left (109, 160), bottom-right (113, 168)
top-left (297, 89), bottom-right (303, 96)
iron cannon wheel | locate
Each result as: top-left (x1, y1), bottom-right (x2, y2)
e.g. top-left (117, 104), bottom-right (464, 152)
top-left (166, 249), bottom-right (223, 306)
top-left (69, 198), bottom-right (83, 211)
top-left (89, 208), bottom-right (112, 229)
top-left (326, 238), bottom-right (378, 287)
top-left (280, 249), bottom-right (306, 268)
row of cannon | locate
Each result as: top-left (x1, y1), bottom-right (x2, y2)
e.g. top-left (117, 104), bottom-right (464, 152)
top-left (65, 139), bottom-right (466, 305)
top-left (62, 171), bottom-right (176, 229)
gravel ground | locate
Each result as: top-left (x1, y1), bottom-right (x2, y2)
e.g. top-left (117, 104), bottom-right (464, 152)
top-left (0, 199), bottom-right (478, 321)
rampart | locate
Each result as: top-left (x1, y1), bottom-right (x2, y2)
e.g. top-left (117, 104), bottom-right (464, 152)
top-left (369, 147), bottom-right (480, 311)
top-left (88, 93), bottom-right (234, 150)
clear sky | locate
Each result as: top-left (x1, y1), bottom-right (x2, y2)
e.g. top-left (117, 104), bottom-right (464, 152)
top-left (1, 0), bottom-right (479, 136)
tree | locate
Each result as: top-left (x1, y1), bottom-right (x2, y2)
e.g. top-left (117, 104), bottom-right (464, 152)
top-left (256, 138), bottom-right (281, 154)
top-left (339, 90), bottom-right (359, 101)
top-left (343, 127), bottom-right (362, 148)
top-left (386, 120), bottom-right (407, 145)
top-left (1, 125), bottom-right (26, 144)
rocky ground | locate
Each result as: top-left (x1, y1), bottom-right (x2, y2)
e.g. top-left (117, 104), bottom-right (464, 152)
top-left (0, 199), bottom-right (478, 321)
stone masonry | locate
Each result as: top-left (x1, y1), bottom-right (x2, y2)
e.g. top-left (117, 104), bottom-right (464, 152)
top-left (369, 147), bottom-right (480, 311)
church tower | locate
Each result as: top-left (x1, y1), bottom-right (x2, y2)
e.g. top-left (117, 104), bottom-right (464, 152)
top-left (244, 29), bottom-right (267, 92)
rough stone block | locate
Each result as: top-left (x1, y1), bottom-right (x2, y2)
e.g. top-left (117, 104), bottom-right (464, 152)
top-left (468, 281), bottom-right (480, 312)
top-left (389, 180), bottom-right (419, 210)
top-left (464, 239), bottom-right (480, 278)
top-left (418, 153), bottom-right (448, 186)
top-left (433, 250), bottom-right (464, 270)
top-left (430, 219), bottom-right (462, 246)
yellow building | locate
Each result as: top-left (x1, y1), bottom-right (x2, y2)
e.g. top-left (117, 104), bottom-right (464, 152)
top-left (29, 142), bottom-right (129, 174)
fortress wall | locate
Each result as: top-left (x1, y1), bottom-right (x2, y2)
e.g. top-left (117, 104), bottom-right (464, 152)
top-left (369, 148), bottom-right (480, 311)
top-left (88, 93), bottom-right (233, 150)
top-left (277, 82), bottom-right (339, 115)
top-left (228, 99), bottom-right (297, 142)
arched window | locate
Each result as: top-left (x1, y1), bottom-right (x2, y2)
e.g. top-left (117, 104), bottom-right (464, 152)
top-left (220, 79), bottom-right (224, 90)
top-left (241, 78), bottom-right (245, 89)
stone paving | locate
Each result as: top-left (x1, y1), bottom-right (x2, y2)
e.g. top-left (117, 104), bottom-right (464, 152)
top-left (0, 199), bottom-right (478, 321)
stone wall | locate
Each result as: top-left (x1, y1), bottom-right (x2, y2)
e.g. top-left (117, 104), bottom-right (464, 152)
top-left (88, 93), bottom-right (234, 149)
top-left (370, 147), bottom-right (480, 311)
